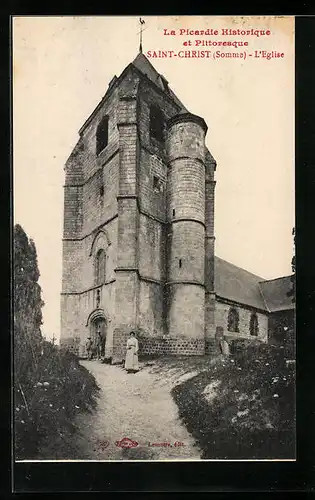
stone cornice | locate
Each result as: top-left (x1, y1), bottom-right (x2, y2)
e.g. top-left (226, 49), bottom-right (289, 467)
top-left (215, 294), bottom-right (269, 315)
top-left (168, 155), bottom-right (205, 167)
top-left (62, 214), bottom-right (118, 242)
top-left (61, 272), bottom-right (165, 296)
top-left (61, 279), bottom-right (116, 296)
top-left (167, 112), bottom-right (208, 133)
top-left (171, 218), bottom-right (205, 229)
top-left (165, 280), bottom-right (205, 288)
top-left (63, 148), bottom-right (120, 188)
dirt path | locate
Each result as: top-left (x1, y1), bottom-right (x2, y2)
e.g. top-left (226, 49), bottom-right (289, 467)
top-left (74, 359), bottom-right (201, 460)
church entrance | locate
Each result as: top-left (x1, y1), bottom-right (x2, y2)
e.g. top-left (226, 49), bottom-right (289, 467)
top-left (91, 317), bottom-right (107, 359)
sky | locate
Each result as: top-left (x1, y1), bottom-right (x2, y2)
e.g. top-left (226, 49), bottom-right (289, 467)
top-left (13, 16), bottom-right (295, 340)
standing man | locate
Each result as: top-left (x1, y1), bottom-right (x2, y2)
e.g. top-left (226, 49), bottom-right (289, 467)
top-left (86, 336), bottom-right (93, 360)
top-left (97, 330), bottom-right (102, 360)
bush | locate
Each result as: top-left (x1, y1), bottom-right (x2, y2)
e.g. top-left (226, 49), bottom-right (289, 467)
top-left (172, 341), bottom-right (295, 459)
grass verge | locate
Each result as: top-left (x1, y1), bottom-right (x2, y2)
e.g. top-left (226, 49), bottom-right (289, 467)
top-left (171, 339), bottom-right (295, 459)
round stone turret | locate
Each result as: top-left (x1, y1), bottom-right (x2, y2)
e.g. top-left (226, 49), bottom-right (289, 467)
top-left (165, 112), bottom-right (207, 350)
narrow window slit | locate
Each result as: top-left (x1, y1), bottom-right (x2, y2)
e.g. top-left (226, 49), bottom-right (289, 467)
top-left (96, 116), bottom-right (109, 155)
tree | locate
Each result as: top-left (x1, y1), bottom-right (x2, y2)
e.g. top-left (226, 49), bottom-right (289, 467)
top-left (14, 224), bottom-right (44, 379)
top-left (14, 225), bottom-right (101, 460)
top-left (287, 227), bottom-right (295, 303)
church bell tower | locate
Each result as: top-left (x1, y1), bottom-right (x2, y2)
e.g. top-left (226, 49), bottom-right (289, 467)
top-left (60, 51), bottom-right (217, 361)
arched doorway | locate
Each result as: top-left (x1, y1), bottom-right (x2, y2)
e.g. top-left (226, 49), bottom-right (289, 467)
top-left (89, 315), bottom-right (107, 359)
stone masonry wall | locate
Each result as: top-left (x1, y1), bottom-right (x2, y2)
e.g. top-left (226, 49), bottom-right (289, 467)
top-left (60, 280), bottom-right (116, 357)
top-left (139, 148), bottom-right (167, 222)
top-left (61, 87), bottom-right (120, 349)
top-left (80, 88), bottom-right (120, 182)
top-left (167, 158), bottom-right (205, 222)
top-left (138, 336), bottom-right (205, 356)
top-left (63, 185), bottom-right (83, 239)
top-left (61, 218), bottom-right (117, 294)
top-left (168, 221), bottom-right (205, 284)
top-left (137, 79), bottom-right (180, 163)
top-left (112, 271), bottom-right (139, 362)
top-left (215, 300), bottom-right (268, 342)
top-left (138, 280), bottom-right (165, 337)
top-left (81, 154), bottom-right (119, 236)
top-left (138, 214), bottom-right (164, 281)
top-left (112, 81), bottom-right (140, 361)
top-left (168, 284), bottom-right (205, 340)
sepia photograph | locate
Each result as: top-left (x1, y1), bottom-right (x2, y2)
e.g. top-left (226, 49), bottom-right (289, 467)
top-left (13, 15), bottom-right (295, 463)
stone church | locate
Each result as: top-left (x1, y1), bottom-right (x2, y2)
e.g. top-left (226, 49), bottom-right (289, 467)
top-left (60, 51), bottom-right (294, 362)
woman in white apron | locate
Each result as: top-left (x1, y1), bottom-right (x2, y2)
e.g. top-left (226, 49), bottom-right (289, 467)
top-left (125, 331), bottom-right (139, 373)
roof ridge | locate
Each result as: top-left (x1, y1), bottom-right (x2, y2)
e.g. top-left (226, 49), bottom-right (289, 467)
top-left (132, 52), bottom-right (188, 112)
top-left (259, 274), bottom-right (293, 284)
top-left (133, 51), bottom-right (159, 68)
top-left (214, 255), bottom-right (265, 281)
top-left (258, 282), bottom-right (271, 313)
top-left (132, 52), bottom-right (161, 81)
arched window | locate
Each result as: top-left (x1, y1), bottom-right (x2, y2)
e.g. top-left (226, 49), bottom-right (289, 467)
top-left (95, 249), bottom-right (106, 285)
top-left (96, 116), bottom-right (109, 155)
top-left (150, 105), bottom-right (165, 143)
top-left (227, 307), bottom-right (239, 333)
top-left (250, 312), bottom-right (259, 336)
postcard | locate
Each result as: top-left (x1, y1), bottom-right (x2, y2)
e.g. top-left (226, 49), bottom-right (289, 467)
top-left (13, 16), bottom-right (295, 469)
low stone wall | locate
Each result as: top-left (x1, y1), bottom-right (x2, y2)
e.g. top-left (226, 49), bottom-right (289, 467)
top-left (138, 336), bottom-right (205, 356)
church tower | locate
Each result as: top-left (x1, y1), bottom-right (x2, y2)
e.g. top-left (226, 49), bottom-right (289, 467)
top-left (60, 52), bottom-right (217, 361)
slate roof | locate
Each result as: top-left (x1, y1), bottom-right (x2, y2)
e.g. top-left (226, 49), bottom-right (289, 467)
top-left (214, 256), bottom-right (267, 310)
top-left (214, 256), bottom-right (294, 313)
top-left (132, 52), bottom-right (188, 112)
top-left (259, 276), bottom-right (295, 312)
